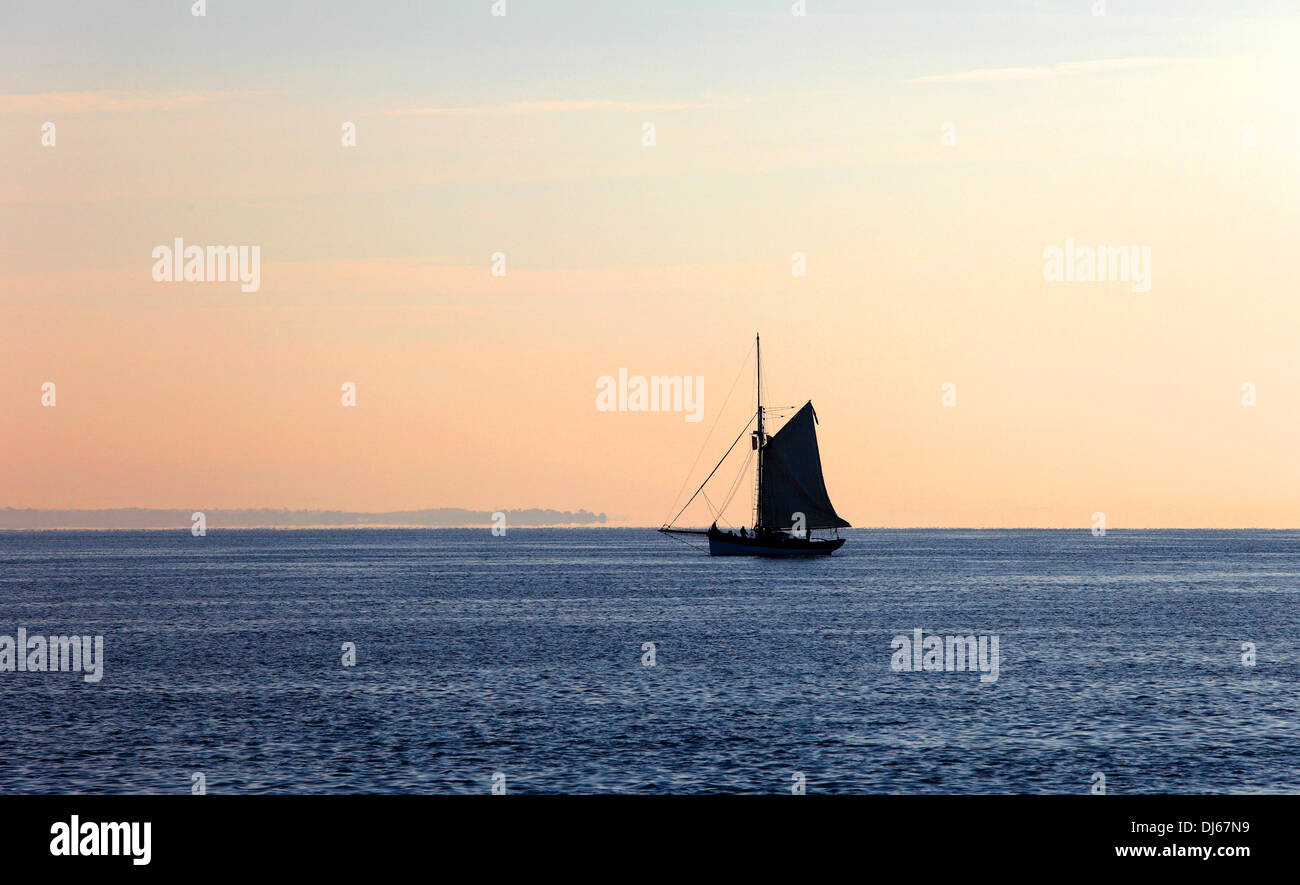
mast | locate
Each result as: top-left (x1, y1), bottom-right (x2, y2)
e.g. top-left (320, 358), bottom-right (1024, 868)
top-left (754, 332), bottom-right (764, 532)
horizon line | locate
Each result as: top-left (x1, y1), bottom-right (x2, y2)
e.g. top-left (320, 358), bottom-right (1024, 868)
top-left (2, 525), bottom-right (1296, 532)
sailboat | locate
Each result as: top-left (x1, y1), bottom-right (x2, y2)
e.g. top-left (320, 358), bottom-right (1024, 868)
top-left (659, 334), bottom-right (850, 556)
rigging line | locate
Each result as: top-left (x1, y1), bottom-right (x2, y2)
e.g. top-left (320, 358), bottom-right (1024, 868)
top-left (711, 445), bottom-right (751, 530)
top-left (663, 413), bottom-right (755, 529)
top-left (714, 456), bottom-right (745, 519)
top-left (660, 339), bottom-right (755, 527)
top-left (717, 446), bottom-right (754, 515)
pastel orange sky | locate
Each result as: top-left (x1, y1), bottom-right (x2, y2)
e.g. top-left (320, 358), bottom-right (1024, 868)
top-left (2, 2), bottom-right (1298, 527)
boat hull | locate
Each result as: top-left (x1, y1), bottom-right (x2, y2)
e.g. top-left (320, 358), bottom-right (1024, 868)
top-left (706, 533), bottom-right (844, 557)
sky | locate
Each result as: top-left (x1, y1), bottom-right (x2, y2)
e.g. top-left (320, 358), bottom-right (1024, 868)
top-left (2, 1), bottom-right (1298, 527)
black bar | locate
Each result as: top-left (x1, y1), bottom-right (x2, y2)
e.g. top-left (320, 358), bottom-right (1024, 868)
top-left (0, 795), bottom-right (1281, 873)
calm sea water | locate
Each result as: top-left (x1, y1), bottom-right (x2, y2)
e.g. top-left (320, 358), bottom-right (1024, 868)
top-left (1, 528), bottom-right (1297, 795)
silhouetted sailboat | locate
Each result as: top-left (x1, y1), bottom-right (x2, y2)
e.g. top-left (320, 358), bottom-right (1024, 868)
top-left (659, 334), bottom-right (849, 556)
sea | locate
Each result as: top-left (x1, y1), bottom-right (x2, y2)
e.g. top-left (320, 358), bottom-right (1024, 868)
top-left (1, 528), bottom-right (1297, 794)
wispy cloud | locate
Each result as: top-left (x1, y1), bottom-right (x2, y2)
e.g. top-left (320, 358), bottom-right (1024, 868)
top-left (907, 57), bottom-right (1207, 84)
top-left (386, 99), bottom-right (719, 117)
top-left (0, 90), bottom-right (246, 114)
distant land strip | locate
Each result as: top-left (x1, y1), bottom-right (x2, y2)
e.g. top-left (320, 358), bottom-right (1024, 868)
top-left (0, 508), bottom-right (608, 530)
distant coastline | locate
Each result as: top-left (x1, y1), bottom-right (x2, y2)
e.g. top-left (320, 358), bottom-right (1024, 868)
top-left (0, 508), bottom-right (607, 530)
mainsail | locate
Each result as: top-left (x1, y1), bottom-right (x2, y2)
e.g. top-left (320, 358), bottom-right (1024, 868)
top-left (759, 401), bottom-right (850, 530)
